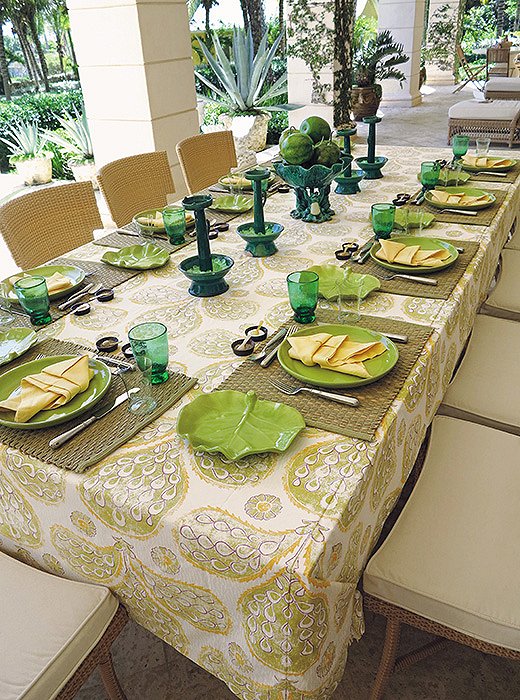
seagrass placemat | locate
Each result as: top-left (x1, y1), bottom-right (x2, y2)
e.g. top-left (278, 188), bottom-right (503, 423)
top-left (0, 338), bottom-right (197, 473)
top-left (420, 189), bottom-right (507, 226)
top-left (348, 239), bottom-right (481, 300)
top-left (220, 312), bottom-right (434, 442)
top-left (93, 228), bottom-right (195, 252)
top-left (467, 163), bottom-right (520, 184)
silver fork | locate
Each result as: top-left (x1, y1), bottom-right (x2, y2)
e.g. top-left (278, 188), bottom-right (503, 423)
top-left (375, 270), bottom-right (438, 286)
top-left (260, 324), bottom-right (298, 368)
top-left (269, 377), bottom-right (359, 406)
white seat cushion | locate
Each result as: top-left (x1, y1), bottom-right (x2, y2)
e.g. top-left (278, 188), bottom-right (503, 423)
top-left (0, 552), bottom-right (118, 700)
top-left (505, 227), bottom-right (520, 250)
top-left (364, 416), bottom-right (520, 651)
top-left (485, 248), bottom-right (520, 314)
top-left (485, 77), bottom-right (520, 92)
top-left (442, 315), bottom-right (520, 431)
top-left (448, 99), bottom-right (520, 120)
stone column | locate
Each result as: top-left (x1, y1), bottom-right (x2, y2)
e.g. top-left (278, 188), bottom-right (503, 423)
top-left (66, 0), bottom-right (199, 196)
top-left (378, 0), bottom-right (426, 107)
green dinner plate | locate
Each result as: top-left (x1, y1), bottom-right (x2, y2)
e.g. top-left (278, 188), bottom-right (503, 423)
top-left (370, 236), bottom-right (459, 274)
top-left (277, 324), bottom-right (399, 389)
top-left (0, 328), bottom-right (38, 367)
top-left (101, 243), bottom-right (170, 270)
top-left (425, 186), bottom-right (495, 210)
top-left (416, 170), bottom-right (470, 186)
top-left (210, 195), bottom-right (254, 213)
top-left (307, 264), bottom-right (380, 300)
top-left (2, 264), bottom-right (86, 303)
top-left (461, 158), bottom-right (517, 173)
top-left (393, 209), bottom-right (436, 231)
top-left (218, 171), bottom-right (275, 191)
top-left (0, 355), bottom-right (112, 430)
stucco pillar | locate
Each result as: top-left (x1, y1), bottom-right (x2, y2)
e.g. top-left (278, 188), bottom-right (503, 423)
top-left (378, 0), bottom-right (426, 106)
top-left (66, 0), bottom-right (199, 196)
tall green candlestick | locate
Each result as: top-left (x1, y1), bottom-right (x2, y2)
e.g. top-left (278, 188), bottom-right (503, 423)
top-left (182, 194), bottom-right (213, 272)
top-left (363, 115), bottom-right (381, 164)
top-left (245, 168), bottom-right (269, 234)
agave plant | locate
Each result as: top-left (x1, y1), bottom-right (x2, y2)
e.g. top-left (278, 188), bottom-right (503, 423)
top-left (353, 30), bottom-right (408, 89)
top-left (45, 108), bottom-right (94, 164)
top-left (0, 122), bottom-right (49, 161)
top-left (195, 28), bottom-right (293, 115)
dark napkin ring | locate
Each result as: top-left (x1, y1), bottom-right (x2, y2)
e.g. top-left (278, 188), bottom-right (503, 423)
top-left (245, 325), bottom-right (268, 343)
top-left (71, 302), bottom-right (91, 316)
top-left (95, 288), bottom-right (114, 303)
top-left (96, 336), bottom-right (119, 353)
top-left (121, 343), bottom-right (134, 359)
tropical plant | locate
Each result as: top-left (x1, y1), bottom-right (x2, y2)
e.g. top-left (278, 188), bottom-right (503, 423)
top-left (44, 107), bottom-right (93, 163)
top-left (195, 28), bottom-right (293, 115)
top-left (0, 120), bottom-right (48, 160)
top-left (423, 3), bottom-right (459, 71)
top-left (352, 30), bottom-right (408, 89)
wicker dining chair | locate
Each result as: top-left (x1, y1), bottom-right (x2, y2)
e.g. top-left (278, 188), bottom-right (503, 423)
top-left (97, 151), bottom-right (175, 227)
top-left (0, 181), bottom-right (102, 269)
top-left (176, 131), bottom-right (237, 194)
top-left (486, 46), bottom-right (511, 80)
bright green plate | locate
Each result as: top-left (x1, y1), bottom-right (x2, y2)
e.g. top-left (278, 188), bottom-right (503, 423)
top-left (393, 209), bottom-right (436, 231)
top-left (370, 236), bottom-right (458, 274)
top-left (2, 264), bottom-right (86, 303)
top-left (307, 264), bottom-right (380, 300)
top-left (461, 158), bottom-right (517, 173)
top-left (101, 243), bottom-right (170, 270)
top-left (425, 186), bottom-right (495, 210)
top-left (278, 324), bottom-right (398, 389)
top-left (0, 355), bottom-right (112, 430)
top-left (218, 171), bottom-right (275, 191)
top-left (0, 328), bottom-right (38, 367)
top-left (416, 170), bottom-right (470, 186)
top-left (177, 389), bottom-right (305, 460)
top-left (132, 209), bottom-right (166, 233)
top-left (210, 195), bottom-right (254, 213)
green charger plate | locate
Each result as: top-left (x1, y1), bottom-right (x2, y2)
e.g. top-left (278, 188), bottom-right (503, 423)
top-left (0, 328), bottom-right (38, 367)
top-left (210, 195), bottom-right (253, 213)
top-left (416, 170), bottom-right (470, 186)
top-left (307, 264), bottom-right (380, 300)
top-left (2, 264), bottom-right (86, 303)
top-left (0, 355), bottom-right (112, 430)
top-left (425, 186), bottom-right (495, 210)
top-left (177, 389), bottom-right (305, 460)
top-left (101, 243), bottom-right (170, 270)
top-left (393, 209), bottom-right (436, 231)
top-left (461, 158), bottom-right (517, 173)
top-left (370, 236), bottom-right (458, 274)
top-left (277, 324), bottom-right (399, 389)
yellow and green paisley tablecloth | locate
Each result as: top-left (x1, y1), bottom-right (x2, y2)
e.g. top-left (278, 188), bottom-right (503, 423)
top-left (1, 146), bottom-right (518, 700)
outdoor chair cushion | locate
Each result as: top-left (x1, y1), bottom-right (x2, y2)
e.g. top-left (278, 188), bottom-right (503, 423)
top-left (485, 77), bottom-right (520, 93)
top-left (441, 315), bottom-right (520, 432)
top-left (0, 551), bottom-right (119, 700)
top-left (483, 248), bottom-right (520, 316)
top-left (364, 416), bottom-right (520, 651)
top-left (448, 99), bottom-right (520, 120)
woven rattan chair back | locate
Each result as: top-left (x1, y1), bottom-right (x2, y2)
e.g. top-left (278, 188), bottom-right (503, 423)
top-left (97, 151), bottom-right (175, 227)
top-left (0, 181), bottom-right (102, 269)
top-left (176, 131), bottom-right (237, 194)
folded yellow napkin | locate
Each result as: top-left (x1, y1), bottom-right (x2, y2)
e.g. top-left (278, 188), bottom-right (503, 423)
top-left (10, 271), bottom-right (72, 294)
top-left (136, 211), bottom-right (163, 227)
top-left (288, 333), bottom-right (385, 378)
top-left (430, 190), bottom-right (490, 206)
top-left (0, 356), bottom-right (93, 423)
top-left (462, 155), bottom-right (512, 169)
top-left (375, 239), bottom-right (450, 267)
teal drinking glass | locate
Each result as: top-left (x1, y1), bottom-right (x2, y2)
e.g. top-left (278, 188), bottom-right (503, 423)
top-left (452, 134), bottom-right (469, 159)
top-left (287, 271), bottom-right (319, 324)
top-left (128, 322), bottom-right (169, 384)
top-left (371, 203), bottom-right (396, 240)
top-left (162, 206), bottom-right (186, 245)
top-left (420, 161), bottom-right (441, 189)
top-left (13, 275), bottom-right (51, 325)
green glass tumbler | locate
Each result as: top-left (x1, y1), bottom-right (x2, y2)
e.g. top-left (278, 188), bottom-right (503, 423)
top-left (128, 322), bottom-right (169, 384)
top-left (162, 206), bottom-right (186, 245)
top-left (420, 161), bottom-right (440, 189)
top-left (287, 271), bottom-right (319, 324)
top-left (13, 275), bottom-right (51, 325)
top-left (452, 134), bottom-right (469, 159)
top-left (371, 203), bottom-right (396, 240)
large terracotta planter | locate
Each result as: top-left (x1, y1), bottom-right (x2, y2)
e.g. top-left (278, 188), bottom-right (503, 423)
top-left (351, 86), bottom-right (381, 121)
top-left (12, 152), bottom-right (53, 185)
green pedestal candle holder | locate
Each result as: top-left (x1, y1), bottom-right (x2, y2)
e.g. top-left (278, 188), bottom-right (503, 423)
top-left (235, 168), bottom-right (284, 257)
top-left (356, 116), bottom-right (388, 179)
top-left (180, 194), bottom-right (234, 297)
top-left (274, 161), bottom-right (345, 223)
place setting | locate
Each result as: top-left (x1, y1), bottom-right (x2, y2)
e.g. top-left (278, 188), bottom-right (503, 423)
top-left (456, 136), bottom-right (520, 184)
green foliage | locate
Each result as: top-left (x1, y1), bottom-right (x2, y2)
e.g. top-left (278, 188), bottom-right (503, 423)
top-left (266, 110), bottom-right (288, 144)
top-left (352, 30), bottom-right (408, 87)
top-left (44, 107), bottom-right (93, 162)
top-left (0, 121), bottom-right (47, 158)
top-left (423, 3), bottom-right (459, 70)
top-left (353, 15), bottom-right (377, 47)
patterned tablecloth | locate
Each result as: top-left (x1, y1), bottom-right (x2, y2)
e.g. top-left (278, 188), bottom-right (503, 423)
top-left (1, 145), bottom-right (518, 700)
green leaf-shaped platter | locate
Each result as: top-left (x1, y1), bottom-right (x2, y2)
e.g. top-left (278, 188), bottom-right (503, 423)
top-left (0, 327), bottom-right (38, 367)
top-left (177, 389), bottom-right (305, 460)
top-left (307, 264), bottom-right (380, 300)
top-left (101, 243), bottom-right (170, 270)
top-left (210, 195), bottom-right (253, 213)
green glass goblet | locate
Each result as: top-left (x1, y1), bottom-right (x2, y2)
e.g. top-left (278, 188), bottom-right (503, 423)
top-left (420, 161), bottom-right (441, 189)
top-left (13, 275), bottom-right (51, 325)
top-left (128, 322), bottom-right (169, 384)
top-left (451, 134), bottom-right (469, 160)
top-left (287, 271), bottom-right (319, 324)
top-left (371, 203), bottom-right (396, 240)
top-left (162, 206), bottom-right (186, 245)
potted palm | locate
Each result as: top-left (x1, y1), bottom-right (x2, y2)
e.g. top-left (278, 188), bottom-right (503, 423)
top-left (196, 28), bottom-right (294, 155)
top-left (45, 109), bottom-right (98, 189)
top-left (351, 30), bottom-right (409, 121)
top-left (0, 122), bottom-right (53, 185)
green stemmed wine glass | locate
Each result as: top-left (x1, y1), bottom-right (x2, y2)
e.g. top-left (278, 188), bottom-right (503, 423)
top-left (13, 276), bottom-right (51, 325)
top-left (128, 322), bottom-right (169, 384)
top-left (371, 203), bottom-right (396, 240)
top-left (287, 271), bottom-right (319, 324)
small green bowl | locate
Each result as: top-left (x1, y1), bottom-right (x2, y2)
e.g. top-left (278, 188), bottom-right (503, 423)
top-left (236, 222), bottom-right (284, 257)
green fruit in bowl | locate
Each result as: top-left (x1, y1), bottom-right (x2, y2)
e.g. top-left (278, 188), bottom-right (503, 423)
top-left (299, 116), bottom-right (332, 144)
top-left (279, 132), bottom-right (315, 165)
top-left (314, 139), bottom-right (341, 167)
top-left (279, 126), bottom-right (298, 149)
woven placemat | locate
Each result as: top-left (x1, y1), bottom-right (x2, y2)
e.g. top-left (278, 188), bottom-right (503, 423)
top-left (348, 239), bottom-right (481, 300)
top-left (220, 312), bottom-right (434, 442)
top-left (0, 338), bottom-right (197, 473)
top-left (468, 162), bottom-right (520, 184)
top-left (94, 227), bottom-right (195, 252)
top-left (420, 188), bottom-right (507, 226)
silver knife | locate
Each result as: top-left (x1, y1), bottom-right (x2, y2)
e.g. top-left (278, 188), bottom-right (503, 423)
top-left (384, 332), bottom-right (408, 344)
top-left (443, 208), bottom-right (478, 216)
top-left (394, 273), bottom-right (438, 286)
top-left (475, 171), bottom-right (507, 177)
top-left (251, 328), bottom-right (287, 362)
top-left (49, 388), bottom-right (139, 448)
top-left (260, 332), bottom-right (290, 368)
top-left (357, 242), bottom-right (375, 264)
top-left (352, 238), bottom-right (374, 262)
top-left (58, 283), bottom-right (94, 310)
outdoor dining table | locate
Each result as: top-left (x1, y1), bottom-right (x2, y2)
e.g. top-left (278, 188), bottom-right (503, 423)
top-left (0, 145), bottom-right (518, 700)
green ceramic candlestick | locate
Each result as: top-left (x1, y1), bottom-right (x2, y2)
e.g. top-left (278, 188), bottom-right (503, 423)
top-left (356, 116), bottom-right (388, 180)
top-left (236, 168), bottom-right (284, 257)
top-left (246, 168), bottom-right (269, 234)
top-left (337, 127), bottom-right (357, 175)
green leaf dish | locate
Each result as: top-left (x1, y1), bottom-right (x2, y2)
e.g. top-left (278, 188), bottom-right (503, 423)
top-left (425, 186), bottom-right (495, 210)
top-left (132, 209), bottom-right (166, 234)
top-left (277, 324), bottom-right (398, 389)
top-left (0, 328), bottom-right (38, 367)
top-left (370, 236), bottom-right (458, 274)
top-left (101, 243), bottom-right (170, 270)
top-left (393, 209), bottom-right (436, 230)
top-left (416, 170), bottom-right (470, 186)
top-left (461, 158), bottom-right (517, 174)
top-left (3, 264), bottom-right (86, 303)
top-left (0, 355), bottom-right (112, 430)
top-left (210, 195), bottom-right (253, 213)
top-left (176, 389), bottom-right (306, 460)
top-left (307, 264), bottom-right (380, 300)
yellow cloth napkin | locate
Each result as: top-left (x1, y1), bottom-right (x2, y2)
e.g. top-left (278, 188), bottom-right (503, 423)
top-left (0, 356), bottom-right (93, 423)
top-left (375, 239), bottom-right (450, 267)
top-left (136, 211), bottom-right (164, 227)
top-left (287, 333), bottom-right (386, 378)
top-left (10, 272), bottom-right (72, 294)
top-left (461, 155), bottom-right (512, 169)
